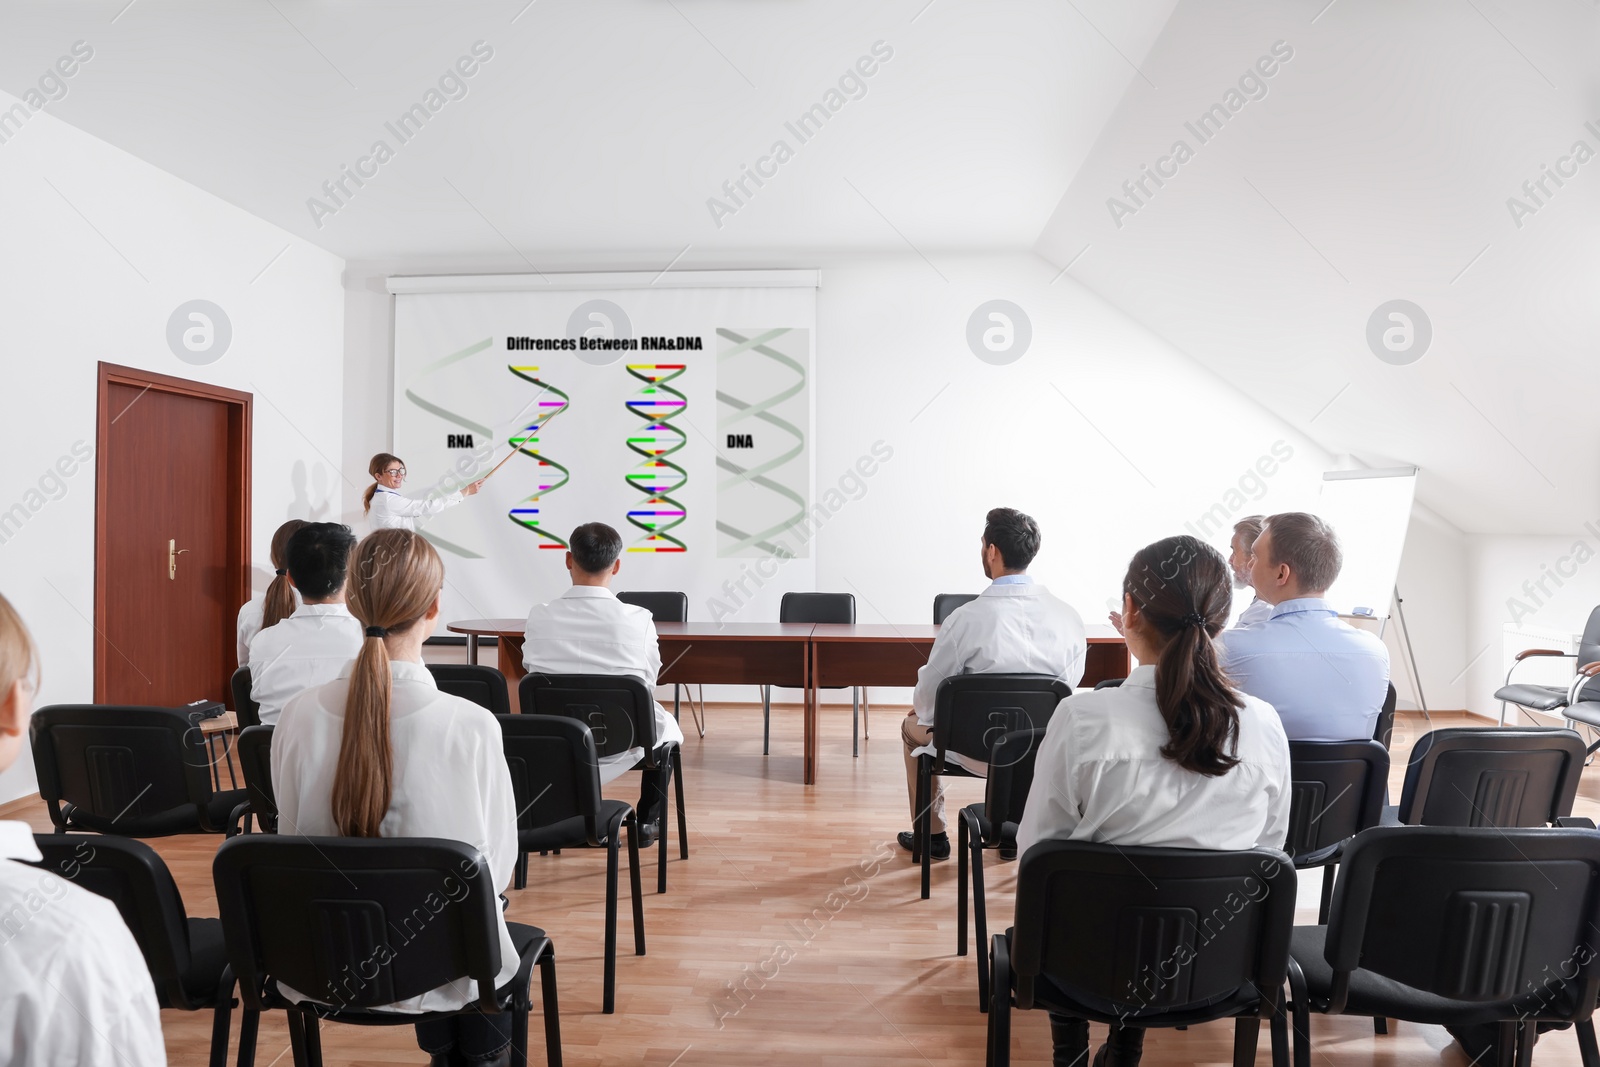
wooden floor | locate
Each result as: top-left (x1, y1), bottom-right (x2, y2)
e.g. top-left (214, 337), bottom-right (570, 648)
top-left (9, 706), bottom-right (1599, 1066)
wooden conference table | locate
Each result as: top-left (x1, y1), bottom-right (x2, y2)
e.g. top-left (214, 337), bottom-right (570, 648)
top-left (447, 619), bottom-right (1129, 785)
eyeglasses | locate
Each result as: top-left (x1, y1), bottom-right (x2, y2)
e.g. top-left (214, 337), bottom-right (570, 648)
top-left (383, 467), bottom-right (406, 477)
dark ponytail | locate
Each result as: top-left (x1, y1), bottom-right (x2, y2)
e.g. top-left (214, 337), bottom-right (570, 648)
top-left (261, 519), bottom-right (310, 630)
top-left (1123, 535), bottom-right (1243, 777)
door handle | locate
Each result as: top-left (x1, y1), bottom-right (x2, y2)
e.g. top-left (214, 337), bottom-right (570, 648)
top-left (168, 539), bottom-right (190, 580)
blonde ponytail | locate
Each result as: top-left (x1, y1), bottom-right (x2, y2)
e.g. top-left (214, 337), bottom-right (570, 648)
top-left (261, 519), bottom-right (309, 630)
top-left (332, 528), bottom-right (443, 837)
top-left (364, 453), bottom-right (403, 515)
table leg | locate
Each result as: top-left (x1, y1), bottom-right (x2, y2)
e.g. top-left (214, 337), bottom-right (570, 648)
top-left (466, 634), bottom-right (479, 666)
top-left (804, 641), bottom-right (817, 785)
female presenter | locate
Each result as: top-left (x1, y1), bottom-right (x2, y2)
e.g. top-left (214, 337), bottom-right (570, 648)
top-left (363, 452), bottom-right (484, 531)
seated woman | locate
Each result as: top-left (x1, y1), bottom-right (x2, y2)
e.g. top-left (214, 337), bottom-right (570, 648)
top-left (272, 529), bottom-right (519, 1067)
top-left (1015, 535), bottom-right (1292, 1067)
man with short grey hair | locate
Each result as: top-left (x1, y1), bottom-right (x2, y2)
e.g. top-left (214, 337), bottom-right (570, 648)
top-left (1217, 511), bottom-right (1389, 741)
top-left (1229, 515), bottom-right (1271, 627)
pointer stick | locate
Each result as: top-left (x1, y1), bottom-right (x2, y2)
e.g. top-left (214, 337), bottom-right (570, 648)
top-left (481, 446), bottom-right (521, 481)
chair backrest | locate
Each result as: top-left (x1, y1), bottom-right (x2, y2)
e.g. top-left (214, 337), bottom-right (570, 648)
top-left (496, 714), bottom-right (604, 843)
top-left (30, 705), bottom-right (217, 835)
top-left (1579, 606), bottom-right (1600, 668)
top-left (213, 835), bottom-right (506, 1013)
top-left (616, 590), bottom-right (688, 623)
top-left (26, 834), bottom-right (199, 1009)
top-left (932, 592), bottom-right (978, 625)
top-left (779, 592), bottom-right (854, 624)
top-left (1398, 727), bottom-right (1586, 827)
top-left (236, 725), bottom-right (277, 832)
top-left (518, 673), bottom-right (661, 763)
top-left (426, 664), bottom-right (511, 716)
top-left (1371, 683), bottom-right (1397, 750)
top-left (232, 666), bottom-right (260, 730)
top-left (1010, 840), bottom-right (1297, 1018)
top-left (1284, 740), bottom-right (1390, 862)
top-left (931, 674), bottom-right (1071, 767)
top-left (1324, 826), bottom-right (1600, 1018)
top-left (980, 727), bottom-right (1048, 845)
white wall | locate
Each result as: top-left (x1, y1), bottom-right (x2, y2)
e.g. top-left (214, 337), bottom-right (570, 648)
top-left (343, 252), bottom-right (1478, 707)
top-left (0, 94), bottom-right (345, 803)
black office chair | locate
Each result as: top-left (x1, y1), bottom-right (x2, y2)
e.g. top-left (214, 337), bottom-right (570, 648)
top-left (227, 725), bottom-right (277, 836)
top-left (1370, 683), bottom-right (1398, 750)
top-left (213, 835), bottom-right (561, 1067)
top-left (519, 673), bottom-right (688, 893)
top-left (771, 592), bottom-right (867, 756)
top-left (915, 674), bottom-right (1071, 899)
top-left (957, 726), bottom-right (1046, 1011)
top-left (231, 666), bottom-right (260, 729)
top-left (498, 714), bottom-right (645, 1014)
top-left (1285, 740), bottom-right (1389, 923)
top-left (427, 663), bottom-right (512, 716)
top-left (31, 705), bottom-right (248, 836)
top-left (27, 834), bottom-right (238, 1067)
top-left (933, 592), bottom-right (978, 625)
top-left (989, 840), bottom-right (1297, 1067)
top-left (1495, 605), bottom-right (1600, 728)
top-left (1392, 726), bottom-right (1587, 828)
top-left (616, 590), bottom-right (704, 738)
top-left (1280, 826), bottom-right (1600, 1067)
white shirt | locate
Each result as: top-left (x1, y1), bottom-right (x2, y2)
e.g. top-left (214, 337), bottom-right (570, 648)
top-left (1015, 666), bottom-right (1292, 856)
top-left (522, 586), bottom-right (685, 784)
top-left (248, 603), bottom-right (365, 725)
top-left (368, 485), bottom-right (463, 531)
top-left (0, 822), bottom-right (168, 1066)
top-left (1235, 596), bottom-right (1272, 628)
top-left (236, 585), bottom-right (302, 667)
top-left (272, 660), bottom-right (519, 1013)
top-left (1217, 597), bottom-right (1391, 742)
top-left (910, 576), bottom-right (1087, 772)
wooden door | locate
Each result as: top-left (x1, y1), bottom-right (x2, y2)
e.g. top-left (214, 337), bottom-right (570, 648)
top-left (95, 364), bottom-right (250, 706)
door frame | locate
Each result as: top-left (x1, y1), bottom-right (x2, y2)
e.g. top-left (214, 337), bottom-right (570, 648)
top-left (95, 362), bottom-right (252, 703)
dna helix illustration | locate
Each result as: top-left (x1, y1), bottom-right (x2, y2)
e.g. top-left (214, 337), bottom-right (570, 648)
top-left (715, 327), bottom-right (806, 556)
top-left (623, 363), bottom-right (689, 553)
top-left (506, 364), bottom-right (572, 550)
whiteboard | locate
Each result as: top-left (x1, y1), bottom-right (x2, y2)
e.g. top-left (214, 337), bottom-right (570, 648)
top-left (1316, 467), bottom-right (1417, 618)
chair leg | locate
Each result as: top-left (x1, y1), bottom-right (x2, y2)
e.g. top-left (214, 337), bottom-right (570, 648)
top-left (1577, 1019), bottom-right (1600, 1067)
top-left (286, 1010), bottom-right (320, 1067)
top-left (603, 832), bottom-right (619, 1014)
top-left (1288, 957), bottom-right (1311, 1067)
top-left (1317, 863), bottom-right (1335, 924)
top-left (957, 814), bottom-right (969, 958)
top-left (918, 757), bottom-right (933, 900)
top-left (852, 688), bottom-right (859, 758)
top-left (762, 685), bottom-right (771, 755)
top-left (973, 839), bottom-right (990, 1011)
top-left (626, 812), bottom-right (646, 956)
top-left (511, 1000), bottom-right (529, 1067)
top-left (1269, 987), bottom-right (1290, 1067)
top-left (988, 934), bottom-right (1011, 1067)
top-left (1496, 1021), bottom-right (1517, 1067)
top-left (674, 746), bottom-right (688, 861)
top-left (1373, 1017), bottom-right (1388, 1034)
top-left (1234, 1017), bottom-right (1261, 1067)
top-left (539, 951), bottom-right (563, 1067)
top-left (1515, 1021), bottom-right (1535, 1067)
top-left (657, 760), bottom-right (672, 894)
top-left (207, 981), bottom-right (233, 1067)
top-left (235, 1008), bottom-right (260, 1067)
top-left (515, 850), bottom-right (529, 891)
top-left (863, 688), bottom-right (869, 738)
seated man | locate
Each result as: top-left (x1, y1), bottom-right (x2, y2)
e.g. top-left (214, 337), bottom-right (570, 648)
top-left (249, 522), bottom-right (363, 725)
top-left (523, 522), bottom-right (685, 843)
top-left (1218, 511), bottom-right (1390, 741)
top-left (1229, 514), bottom-right (1273, 628)
top-left (900, 507), bottom-right (1086, 860)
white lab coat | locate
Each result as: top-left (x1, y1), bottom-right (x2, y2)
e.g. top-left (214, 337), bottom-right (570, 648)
top-left (0, 823), bottom-right (168, 1066)
top-left (271, 660), bottom-right (520, 1013)
top-left (248, 603), bottom-right (365, 724)
top-left (522, 586), bottom-right (685, 783)
top-left (909, 578), bottom-right (1087, 772)
top-left (236, 586), bottom-right (302, 667)
top-left (1016, 665), bottom-right (1292, 855)
top-left (368, 485), bottom-right (464, 531)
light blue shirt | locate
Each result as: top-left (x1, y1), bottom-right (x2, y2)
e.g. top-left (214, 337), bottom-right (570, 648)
top-left (989, 573), bottom-right (1033, 586)
top-left (1216, 597), bottom-right (1390, 742)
